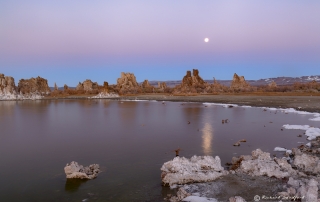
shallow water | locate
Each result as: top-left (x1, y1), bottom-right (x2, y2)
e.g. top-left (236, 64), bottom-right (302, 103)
top-left (0, 100), bottom-right (319, 202)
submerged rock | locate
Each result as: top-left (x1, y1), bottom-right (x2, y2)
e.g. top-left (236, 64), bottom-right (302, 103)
top-left (169, 188), bottom-right (191, 202)
top-left (161, 156), bottom-right (227, 187)
top-left (64, 161), bottom-right (100, 179)
top-left (233, 142), bottom-right (241, 146)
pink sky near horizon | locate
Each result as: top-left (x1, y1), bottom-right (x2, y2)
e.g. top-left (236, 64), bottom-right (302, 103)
top-left (1, 1), bottom-right (320, 85)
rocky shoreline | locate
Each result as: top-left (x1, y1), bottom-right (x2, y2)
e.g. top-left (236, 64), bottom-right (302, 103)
top-left (164, 141), bottom-right (320, 202)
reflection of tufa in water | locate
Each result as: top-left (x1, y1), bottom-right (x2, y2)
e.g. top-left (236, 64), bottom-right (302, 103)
top-left (222, 119), bottom-right (229, 124)
top-left (65, 178), bottom-right (88, 192)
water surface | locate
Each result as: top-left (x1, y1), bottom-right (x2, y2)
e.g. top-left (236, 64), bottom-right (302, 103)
top-left (0, 100), bottom-right (318, 202)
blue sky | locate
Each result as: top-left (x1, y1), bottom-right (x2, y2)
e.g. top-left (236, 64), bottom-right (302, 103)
top-left (1, 1), bottom-right (320, 86)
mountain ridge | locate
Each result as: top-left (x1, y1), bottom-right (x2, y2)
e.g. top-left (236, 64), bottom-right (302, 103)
top-left (143, 75), bottom-right (320, 88)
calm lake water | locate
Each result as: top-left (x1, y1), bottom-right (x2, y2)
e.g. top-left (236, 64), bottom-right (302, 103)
top-left (0, 99), bottom-right (318, 202)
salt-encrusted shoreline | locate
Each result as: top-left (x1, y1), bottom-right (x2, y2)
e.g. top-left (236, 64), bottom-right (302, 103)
top-left (162, 102), bottom-right (320, 202)
top-left (165, 145), bottom-right (320, 202)
top-left (2, 94), bottom-right (320, 113)
top-left (0, 93), bottom-right (44, 100)
top-left (118, 94), bottom-right (320, 113)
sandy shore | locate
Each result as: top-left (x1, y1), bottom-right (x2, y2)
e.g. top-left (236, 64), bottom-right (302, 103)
top-left (119, 94), bottom-right (320, 113)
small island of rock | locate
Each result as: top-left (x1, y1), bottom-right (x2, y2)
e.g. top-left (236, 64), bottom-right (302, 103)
top-left (64, 161), bottom-right (100, 179)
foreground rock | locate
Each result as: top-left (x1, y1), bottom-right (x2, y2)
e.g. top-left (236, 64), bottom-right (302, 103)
top-left (278, 177), bottom-right (318, 201)
top-left (229, 196), bottom-right (246, 202)
top-left (231, 147), bottom-right (320, 201)
top-left (293, 153), bottom-right (320, 174)
top-left (161, 156), bottom-right (227, 187)
top-left (64, 161), bottom-right (100, 179)
top-left (167, 173), bottom-right (284, 202)
top-left (167, 143), bottom-right (320, 201)
top-left (235, 149), bottom-right (297, 178)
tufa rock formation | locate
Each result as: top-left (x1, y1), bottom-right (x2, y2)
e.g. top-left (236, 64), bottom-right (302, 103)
top-left (161, 155), bottom-right (228, 187)
top-left (116, 72), bottom-right (141, 94)
top-left (76, 79), bottom-right (99, 92)
top-left (0, 73), bottom-right (16, 96)
top-left (180, 69), bottom-right (205, 87)
top-left (64, 161), bottom-right (100, 179)
top-left (158, 82), bottom-right (167, 90)
top-left (191, 69), bottom-right (205, 86)
top-left (182, 70), bottom-right (193, 87)
top-left (76, 82), bottom-right (83, 91)
top-left (1, 73), bottom-right (45, 100)
top-left (141, 80), bottom-right (152, 88)
top-left (17, 76), bottom-right (50, 95)
top-left (235, 148), bottom-right (296, 178)
top-left (117, 72), bottom-right (139, 88)
top-left (173, 69), bottom-right (214, 93)
top-left (206, 77), bottom-right (228, 93)
top-left (64, 84), bottom-right (69, 90)
top-left (101, 81), bottom-right (109, 93)
top-left (230, 73), bottom-right (251, 92)
top-left (54, 83), bottom-right (58, 91)
top-left (141, 80), bottom-right (154, 93)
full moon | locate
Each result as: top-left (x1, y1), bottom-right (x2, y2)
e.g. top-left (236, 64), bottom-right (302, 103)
top-left (204, 38), bottom-right (209, 42)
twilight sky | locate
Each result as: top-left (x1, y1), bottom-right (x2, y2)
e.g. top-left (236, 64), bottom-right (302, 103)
top-left (1, 1), bottom-right (320, 86)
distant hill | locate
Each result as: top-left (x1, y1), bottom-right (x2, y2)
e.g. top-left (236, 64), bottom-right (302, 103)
top-left (143, 75), bottom-right (320, 88)
top-left (49, 87), bottom-right (76, 91)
